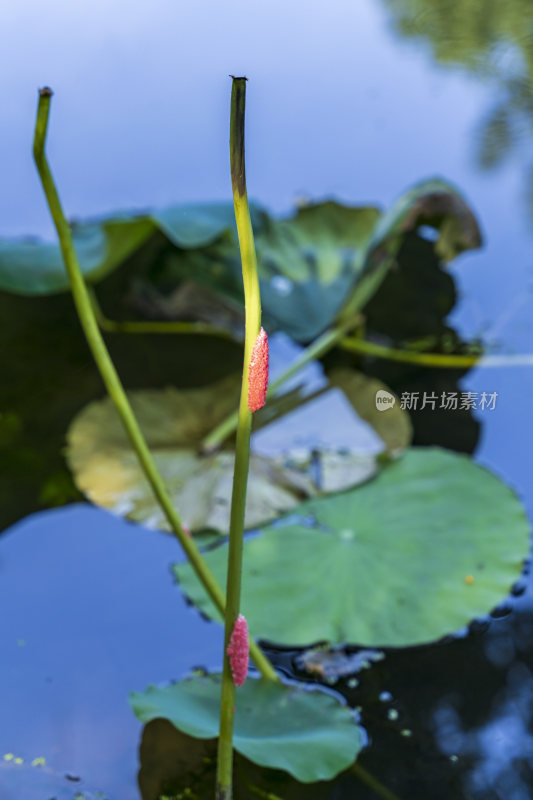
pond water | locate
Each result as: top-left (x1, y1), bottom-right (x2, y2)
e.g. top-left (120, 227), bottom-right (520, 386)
top-left (1, 1), bottom-right (533, 798)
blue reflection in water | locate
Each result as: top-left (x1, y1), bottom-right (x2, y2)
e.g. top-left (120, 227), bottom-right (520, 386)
top-left (434, 661), bottom-right (533, 800)
top-left (0, 505), bottom-right (221, 799)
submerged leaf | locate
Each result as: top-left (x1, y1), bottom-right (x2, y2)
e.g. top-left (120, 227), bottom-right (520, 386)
top-left (130, 673), bottom-right (363, 782)
top-left (175, 448), bottom-right (529, 647)
top-left (65, 375), bottom-right (314, 533)
top-left (327, 368), bottom-right (412, 455)
top-left (0, 282), bottom-right (244, 532)
top-left (65, 370), bottom-right (411, 532)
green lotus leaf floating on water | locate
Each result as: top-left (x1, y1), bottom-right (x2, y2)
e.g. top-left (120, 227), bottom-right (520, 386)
top-left (0, 178), bottom-right (481, 342)
top-left (65, 371), bottom-right (411, 534)
top-left (175, 447), bottom-right (529, 647)
top-left (0, 203), bottom-right (243, 295)
top-left (130, 673), bottom-right (363, 783)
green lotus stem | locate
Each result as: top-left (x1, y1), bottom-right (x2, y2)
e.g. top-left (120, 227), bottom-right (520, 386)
top-left (216, 76), bottom-right (266, 800)
top-left (88, 287), bottom-right (238, 341)
top-left (340, 335), bottom-right (533, 368)
top-left (32, 87), bottom-right (276, 685)
top-left (339, 335), bottom-right (482, 367)
top-left (247, 785), bottom-right (284, 800)
top-left (351, 762), bottom-right (403, 800)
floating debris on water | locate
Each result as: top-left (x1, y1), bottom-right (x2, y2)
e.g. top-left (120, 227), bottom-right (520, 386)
top-left (295, 647), bottom-right (386, 681)
top-left (379, 690), bottom-right (393, 702)
top-left (387, 709), bottom-right (399, 721)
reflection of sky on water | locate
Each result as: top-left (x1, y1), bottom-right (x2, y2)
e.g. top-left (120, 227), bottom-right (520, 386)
top-left (0, 505), bottom-right (222, 798)
top-left (0, 0), bottom-right (490, 231)
top-left (1, 0), bottom-right (533, 797)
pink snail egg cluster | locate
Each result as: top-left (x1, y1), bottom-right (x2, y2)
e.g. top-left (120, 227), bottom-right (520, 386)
top-left (226, 614), bottom-right (249, 687)
top-left (247, 328), bottom-right (269, 413)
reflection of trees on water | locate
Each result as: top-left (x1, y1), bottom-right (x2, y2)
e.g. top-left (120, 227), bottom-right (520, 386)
top-left (431, 601), bottom-right (533, 799)
top-left (382, 0), bottom-right (533, 221)
top-left (434, 661), bottom-right (533, 799)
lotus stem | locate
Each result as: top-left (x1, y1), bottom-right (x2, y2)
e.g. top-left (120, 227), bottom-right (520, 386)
top-left (88, 287), bottom-right (238, 340)
top-left (216, 76), bottom-right (268, 800)
top-left (351, 762), bottom-right (403, 800)
top-left (32, 87), bottom-right (276, 684)
top-left (339, 335), bottom-right (533, 368)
